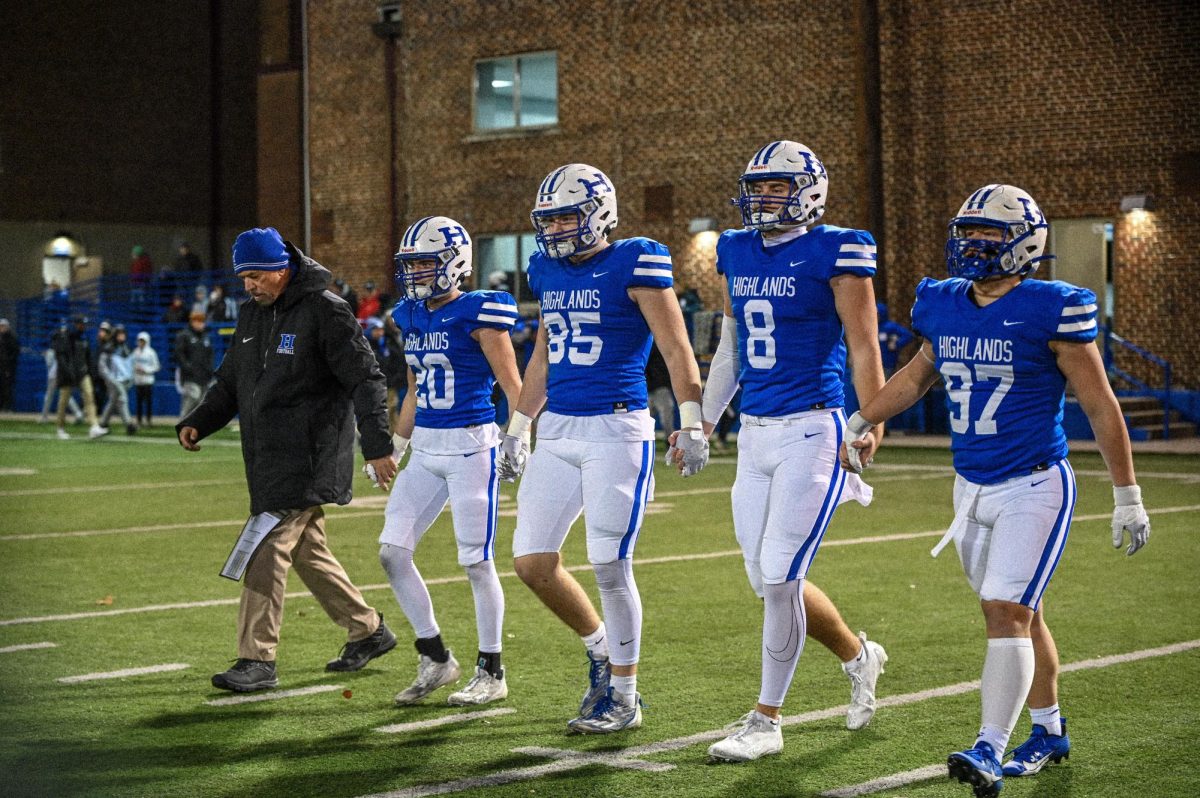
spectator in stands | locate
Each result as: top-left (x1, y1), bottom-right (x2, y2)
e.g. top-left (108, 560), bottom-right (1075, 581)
top-left (130, 245), bottom-right (153, 304)
top-left (91, 322), bottom-right (111, 415)
top-left (39, 332), bottom-right (84, 424)
top-left (131, 331), bottom-right (160, 427)
top-left (356, 280), bottom-right (382, 321)
top-left (488, 270), bottom-right (513, 295)
top-left (206, 283), bottom-right (239, 324)
top-left (99, 325), bottom-right (137, 434)
top-left (175, 311), bottom-right (214, 418)
top-left (365, 315), bottom-right (407, 436)
top-left (190, 284), bottom-right (210, 317)
top-left (174, 242), bottom-right (203, 274)
top-left (162, 294), bottom-right (188, 324)
top-left (0, 318), bottom-right (18, 411)
top-left (510, 309), bottom-right (539, 375)
top-left (646, 342), bottom-right (676, 437)
top-left (334, 278), bottom-right (359, 315)
top-left (674, 279), bottom-right (704, 341)
top-left (51, 315), bottom-right (107, 439)
top-left (877, 302), bottom-right (915, 377)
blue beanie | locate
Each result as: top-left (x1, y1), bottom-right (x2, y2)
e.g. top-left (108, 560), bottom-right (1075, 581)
top-left (232, 227), bottom-right (290, 274)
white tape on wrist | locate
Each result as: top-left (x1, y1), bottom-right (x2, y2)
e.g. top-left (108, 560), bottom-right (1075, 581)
top-left (1113, 484), bottom-right (1142, 506)
top-left (846, 411), bottom-right (875, 437)
top-left (507, 411), bottom-right (533, 442)
top-left (679, 400), bottom-right (702, 430)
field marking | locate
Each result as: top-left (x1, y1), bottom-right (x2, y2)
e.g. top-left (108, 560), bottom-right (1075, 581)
top-left (4, 503), bottom-right (1197, 627)
top-left (0, 641), bottom-right (57, 654)
top-left (205, 684), bottom-right (344, 706)
top-left (356, 639), bottom-right (1200, 798)
top-left (0, 467), bottom-right (37, 476)
top-left (56, 663), bottom-right (190, 683)
top-left (0, 431), bottom-right (242, 447)
top-left (820, 764), bottom-right (949, 797)
top-left (374, 707), bottom-right (517, 734)
top-left (512, 746), bottom-right (674, 772)
top-left (0, 478), bottom-right (244, 497)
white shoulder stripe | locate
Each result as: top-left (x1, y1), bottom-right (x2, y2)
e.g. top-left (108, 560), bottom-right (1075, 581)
top-left (632, 267), bottom-right (673, 278)
top-left (839, 243), bottom-right (877, 254)
top-left (480, 302), bottom-right (517, 313)
top-left (477, 314), bottom-right (516, 326)
top-left (834, 258), bottom-right (878, 269)
top-left (1061, 303), bottom-right (1098, 317)
top-left (1057, 319), bottom-right (1097, 333)
top-left (637, 254), bottom-right (673, 265)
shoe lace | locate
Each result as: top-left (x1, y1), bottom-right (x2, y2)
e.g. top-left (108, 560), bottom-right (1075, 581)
top-left (587, 655), bottom-right (609, 688)
top-left (1012, 731), bottom-right (1052, 760)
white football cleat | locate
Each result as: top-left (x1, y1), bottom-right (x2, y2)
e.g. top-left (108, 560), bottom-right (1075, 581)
top-left (707, 710), bottom-right (783, 762)
top-left (56, 428), bottom-right (70, 440)
top-left (843, 631), bottom-right (888, 730)
top-left (393, 652), bottom-right (461, 705)
top-left (88, 424), bottom-right (109, 439)
top-left (447, 667), bottom-right (508, 706)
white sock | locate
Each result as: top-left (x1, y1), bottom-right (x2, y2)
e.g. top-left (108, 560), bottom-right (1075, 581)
top-left (581, 622), bottom-right (609, 660)
top-left (759, 579), bottom-right (806, 708)
top-left (611, 674), bottom-right (637, 705)
top-left (465, 560), bottom-right (504, 654)
top-left (379, 544), bottom-right (439, 639)
top-left (976, 637), bottom-right (1035, 756)
top-left (1030, 704), bottom-right (1063, 736)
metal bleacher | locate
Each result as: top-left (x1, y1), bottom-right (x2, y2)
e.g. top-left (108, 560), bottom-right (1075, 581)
top-left (3, 271), bottom-right (245, 417)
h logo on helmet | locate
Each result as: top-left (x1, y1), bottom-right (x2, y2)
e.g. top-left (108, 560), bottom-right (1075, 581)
top-left (1016, 197), bottom-right (1043, 224)
top-left (577, 172), bottom-right (611, 197)
top-left (439, 225), bottom-right (468, 248)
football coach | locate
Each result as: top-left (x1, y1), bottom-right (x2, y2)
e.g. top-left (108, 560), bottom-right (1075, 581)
top-left (177, 227), bottom-right (399, 692)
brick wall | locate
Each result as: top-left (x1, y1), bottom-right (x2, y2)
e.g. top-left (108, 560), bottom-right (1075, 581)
top-left (306, 0), bottom-right (1200, 386)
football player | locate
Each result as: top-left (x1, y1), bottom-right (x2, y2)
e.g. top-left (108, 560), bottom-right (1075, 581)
top-left (696, 141), bottom-right (888, 762)
top-left (380, 217), bottom-right (522, 707)
top-left (497, 163), bottom-right (707, 733)
top-left (842, 185), bottom-right (1150, 797)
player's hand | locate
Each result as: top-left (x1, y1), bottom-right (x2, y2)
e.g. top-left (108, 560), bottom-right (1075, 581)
top-left (666, 427), bottom-right (709, 477)
top-left (1112, 485), bottom-right (1150, 556)
top-left (178, 426), bottom-right (201, 452)
top-left (840, 411), bottom-right (877, 473)
top-left (363, 452), bottom-right (399, 490)
top-left (497, 434), bottom-right (529, 482)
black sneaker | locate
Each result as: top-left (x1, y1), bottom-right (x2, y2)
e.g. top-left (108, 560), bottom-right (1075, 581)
top-left (211, 658), bottom-right (278, 692)
top-left (326, 616), bottom-right (397, 672)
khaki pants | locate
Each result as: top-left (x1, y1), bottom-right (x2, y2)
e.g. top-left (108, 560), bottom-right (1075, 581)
top-left (57, 375), bottom-right (98, 428)
top-left (237, 506), bottom-right (379, 661)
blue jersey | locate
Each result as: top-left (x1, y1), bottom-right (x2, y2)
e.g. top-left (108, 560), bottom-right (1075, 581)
top-left (911, 277), bottom-right (1098, 484)
top-left (716, 225), bottom-right (877, 416)
top-left (527, 237), bottom-right (673, 416)
top-left (392, 290), bottom-right (517, 428)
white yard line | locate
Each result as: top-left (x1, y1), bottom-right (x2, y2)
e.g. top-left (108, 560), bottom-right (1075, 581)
top-left (0, 641), bottom-right (57, 653)
top-left (374, 708), bottom-right (517, 734)
top-left (205, 684), bottom-right (344, 706)
top-left (0, 478), bottom-right (244, 497)
top-left (820, 765), bottom-right (949, 797)
top-left (56, 663), bottom-right (190, 683)
top-left (0, 431), bottom-right (242, 447)
top-left (3, 504), bottom-right (1197, 627)
top-left (355, 639), bottom-right (1200, 798)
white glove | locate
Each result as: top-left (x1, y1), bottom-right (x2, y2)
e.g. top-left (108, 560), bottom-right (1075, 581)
top-left (666, 427), bottom-right (709, 477)
top-left (496, 411), bottom-right (533, 483)
top-left (1112, 484), bottom-right (1150, 556)
top-left (844, 411), bottom-right (875, 474)
top-left (362, 463), bottom-right (387, 490)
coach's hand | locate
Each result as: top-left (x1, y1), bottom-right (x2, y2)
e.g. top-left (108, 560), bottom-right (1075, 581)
top-left (364, 452), bottom-right (399, 491)
top-left (178, 426), bottom-right (202, 452)
top-left (841, 411), bottom-right (877, 473)
top-left (1112, 484), bottom-right (1150, 556)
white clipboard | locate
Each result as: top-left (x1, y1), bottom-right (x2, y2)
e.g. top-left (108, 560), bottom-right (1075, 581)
top-left (220, 512), bottom-right (284, 581)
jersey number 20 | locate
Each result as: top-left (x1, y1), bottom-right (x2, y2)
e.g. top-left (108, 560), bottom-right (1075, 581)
top-left (406, 353), bottom-right (455, 409)
top-left (939, 361), bottom-right (1013, 435)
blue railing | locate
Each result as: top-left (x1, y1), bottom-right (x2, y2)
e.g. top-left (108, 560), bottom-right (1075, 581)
top-left (1102, 326), bottom-right (1172, 439)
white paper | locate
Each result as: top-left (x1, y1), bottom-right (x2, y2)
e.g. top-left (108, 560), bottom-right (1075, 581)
top-left (220, 512), bottom-right (283, 581)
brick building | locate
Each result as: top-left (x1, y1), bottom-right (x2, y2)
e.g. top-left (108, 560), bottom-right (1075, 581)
top-left (271, 0), bottom-right (1198, 388)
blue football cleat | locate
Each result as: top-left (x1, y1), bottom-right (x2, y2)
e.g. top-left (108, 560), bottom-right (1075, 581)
top-left (948, 741), bottom-right (1003, 797)
top-left (1002, 719), bottom-right (1070, 777)
top-left (579, 652), bottom-right (611, 717)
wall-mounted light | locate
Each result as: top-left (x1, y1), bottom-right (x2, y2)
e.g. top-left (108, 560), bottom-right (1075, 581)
top-left (1119, 194), bottom-right (1153, 213)
top-left (688, 217), bottom-right (718, 234)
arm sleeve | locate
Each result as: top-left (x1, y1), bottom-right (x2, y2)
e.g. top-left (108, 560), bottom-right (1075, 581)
top-left (320, 297), bottom-right (392, 460)
top-left (1051, 286), bottom-right (1099, 344)
top-left (465, 291), bottom-right (519, 333)
top-left (628, 239), bottom-right (675, 289)
top-left (701, 315), bottom-right (740, 425)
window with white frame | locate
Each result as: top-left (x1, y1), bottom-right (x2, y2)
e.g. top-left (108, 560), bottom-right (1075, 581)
top-left (475, 233), bottom-right (537, 302)
top-left (474, 52), bottom-right (557, 131)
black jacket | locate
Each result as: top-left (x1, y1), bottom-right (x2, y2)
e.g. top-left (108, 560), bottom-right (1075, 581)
top-left (174, 326), bottom-right (214, 385)
top-left (51, 326), bottom-right (91, 388)
top-left (177, 244), bottom-right (393, 514)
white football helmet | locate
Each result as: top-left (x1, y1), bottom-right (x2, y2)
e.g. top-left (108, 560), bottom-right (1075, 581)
top-left (394, 216), bottom-right (473, 300)
top-left (732, 140), bottom-right (828, 230)
top-left (530, 163), bottom-right (618, 260)
top-left (946, 184), bottom-right (1051, 280)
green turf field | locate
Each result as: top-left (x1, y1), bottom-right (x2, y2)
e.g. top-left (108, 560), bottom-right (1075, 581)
top-left (1, 420), bottom-right (1197, 797)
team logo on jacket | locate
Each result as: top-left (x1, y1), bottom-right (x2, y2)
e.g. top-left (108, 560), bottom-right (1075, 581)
top-left (277, 333), bottom-right (296, 355)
